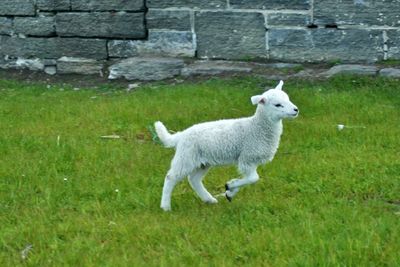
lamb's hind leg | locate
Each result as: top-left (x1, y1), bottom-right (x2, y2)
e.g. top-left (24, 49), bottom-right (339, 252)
top-left (160, 169), bottom-right (185, 211)
top-left (188, 166), bottom-right (218, 204)
top-left (225, 165), bottom-right (259, 201)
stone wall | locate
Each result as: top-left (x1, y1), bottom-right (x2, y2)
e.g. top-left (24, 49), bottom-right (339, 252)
top-left (1, 0), bottom-right (400, 76)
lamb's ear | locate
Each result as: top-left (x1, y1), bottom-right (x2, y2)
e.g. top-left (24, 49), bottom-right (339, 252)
top-left (251, 95), bottom-right (266, 105)
top-left (275, 80), bottom-right (284, 91)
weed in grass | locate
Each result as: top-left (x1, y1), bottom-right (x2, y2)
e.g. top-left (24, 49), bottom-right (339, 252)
top-left (378, 59), bottom-right (400, 67)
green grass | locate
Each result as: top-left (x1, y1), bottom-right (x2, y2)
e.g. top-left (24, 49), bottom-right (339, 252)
top-left (378, 59), bottom-right (400, 67)
top-left (0, 76), bottom-right (399, 266)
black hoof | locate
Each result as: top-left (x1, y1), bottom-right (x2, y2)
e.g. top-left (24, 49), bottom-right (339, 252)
top-left (225, 193), bottom-right (232, 202)
top-left (225, 183), bottom-right (230, 191)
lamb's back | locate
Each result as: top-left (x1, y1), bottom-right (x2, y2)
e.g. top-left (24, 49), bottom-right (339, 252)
top-left (177, 117), bottom-right (252, 165)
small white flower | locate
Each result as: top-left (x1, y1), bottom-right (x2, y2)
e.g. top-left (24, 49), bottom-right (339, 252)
top-left (21, 244), bottom-right (33, 260)
top-left (63, 177), bottom-right (68, 181)
top-left (115, 189), bottom-right (119, 193)
top-left (337, 124), bottom-right (345, 131)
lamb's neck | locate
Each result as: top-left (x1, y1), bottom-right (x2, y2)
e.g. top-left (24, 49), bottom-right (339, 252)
top-left (252, 107), bottom-right (283, 133)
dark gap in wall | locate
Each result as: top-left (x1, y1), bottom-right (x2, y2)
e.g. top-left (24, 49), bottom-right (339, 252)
top-left (307, 24), bottom-right (318, 29)
top-left (0, 34), bottom-right (11, 38)
top-left (143, 0), bottom-right (149, 40)
top-left (4, 15), bottom-right (38, 18)
top-left (54, 10), bottom-right (145, 14)
top-left (105, 40), bottom-right (110, 60)
top-left (20, 36), bottom-right (143, 41)
top-left (325, 24), bottom-right (338, 29)
top-left (22, 32), bottom-right (58, 38)
top-left (39, 9), bottom-right (70, 12)
top-left (33, 1), bottom-right (38, 16)
top-left (25, 33), bottom-right (58, 38)
top-left (3, 34), bottom-right (147, 41)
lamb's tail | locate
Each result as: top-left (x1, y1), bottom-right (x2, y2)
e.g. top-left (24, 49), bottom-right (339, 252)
top-left (154, 121), bottom-right (179, 148)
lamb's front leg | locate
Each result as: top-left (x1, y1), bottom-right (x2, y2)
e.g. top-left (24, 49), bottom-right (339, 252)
top-left (225, 165), bottom-right (259, 201)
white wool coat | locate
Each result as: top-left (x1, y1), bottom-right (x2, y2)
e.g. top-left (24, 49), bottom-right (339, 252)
top-left (156, 105), bottom-right (282, 177)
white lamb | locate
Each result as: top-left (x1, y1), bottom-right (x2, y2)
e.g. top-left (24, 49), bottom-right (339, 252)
top-left (155, 80), bottom-right (299, 211)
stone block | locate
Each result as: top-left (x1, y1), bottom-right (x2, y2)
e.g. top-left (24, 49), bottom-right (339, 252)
top-left (196, 11), bottom-right (267, 60)
top-left (322, 64), bottom-right (378, 77)
top-left (0, 17), bottom-right (13, 35)
top-left (230, 0), bottom-right (310, 10)
top-left (43, 59), bottom-right (57, 65)
top-left (263, 63), bottom-right (303, 69)
top-left (58, 38), bottom-right (108, 59)
top-left (57, 57), bottom-right (104, 75)
top-left (268, 29), bottom-right (383, 62)
top-left (14, 17), bottom-right (55, 37)
top-left (387, 30), bottom-right (400, 59)
top-left (314, 0), bottom-right (400, 27)
top-left (0, 58), bottom-right (17, 69)
top-left (37, 0), bottom-right (70, 11)
top-left (147, 0), bottom-right (226, 9)
top-left (0, 0), bottom-right (35, 15)
top-left (1, 58), bottom-right (46, 71)
top-left (268, 13), bottom-right (310, 27)
top-left (0, 36), bottom-right (107, 59)
top-left (15, 58), bottom-right (45, 71)
top-left (379, 68), bottom-right (400, 78)
top-left (181, 60), bottom-right (252, 76)
top-left (108, 41), bottom-right (139, 58)
top-left (45, 66), bottom-right (57, 75)
top-left (56, 12), bottom-right (145, 38)
top-left (71, 0), bottom-right (144, 11)
top-left (147, 10), bottom-right (191, 31)
top-left (108, 31), bottom-right (195, 58)
top-left (108, 57), bottom-right (184, 80)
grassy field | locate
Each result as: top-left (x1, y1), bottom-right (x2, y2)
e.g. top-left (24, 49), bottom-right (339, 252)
top-left (0, 75), bottom-right (399, 266)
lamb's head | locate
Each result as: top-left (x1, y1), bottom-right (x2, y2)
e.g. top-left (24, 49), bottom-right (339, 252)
top-left (251, 80), bottom-right (299, 121)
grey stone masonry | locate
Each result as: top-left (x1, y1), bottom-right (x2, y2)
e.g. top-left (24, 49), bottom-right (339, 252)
top-left (314, 0), bottom-right (400, 27)
top-left (108, 31), bottom-right (195, 58)
top-left (267, 13), bottom-right (310, 27)
top-left (230, 0), bottom-right (310, 10)
top-left (56, 12), bottom-right (145, 39)
top-left (386, 30), bottom-right (400, 59)
top-left (147, 0), bottom-right (226, 9)
top-left (196, 11), bottom-right (266, 59)
top-left (0, 17), bottom-right (13, 35)
top-left (57, 57), bottom-right (104, 75)
top-left (322, 65), bottom-right (379, 77)
top-left (14, 17), bottom-right (55, 37)
top-left (181, 60), bottom-right (252, 76)
top-left (108, 57), bottom-right (185, 80)
top-left (1, 0), bottom-right (400, 77)
top-left (37, 0), bottom-right (71, 11)
top-left (147, 10), bottom-right (191, 31)
top-left (269, 29), bottom-right (383, 63)
top-left (71, 0), bottom-right (144, 11)
top-left (0, 0), bottom-right (35, 16)
top-left (379, 68), bottom-right (400, 78)
top-left (0, 36), bottom-right (107, 59)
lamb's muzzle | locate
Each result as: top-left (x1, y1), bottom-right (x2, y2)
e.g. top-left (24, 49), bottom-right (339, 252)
top-left (155, 80), bottom-right (298, 211)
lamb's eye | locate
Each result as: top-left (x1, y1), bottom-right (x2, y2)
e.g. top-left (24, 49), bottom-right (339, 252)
top-left (274, 104), bottom-right (283, 108)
